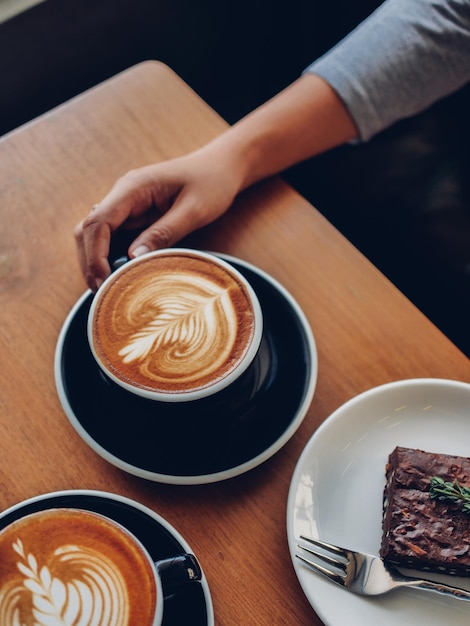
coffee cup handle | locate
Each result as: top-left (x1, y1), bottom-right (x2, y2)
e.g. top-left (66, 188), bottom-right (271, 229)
top-left (111, 256), bottom-right (130, 272)
top-left (156, 553), bottom-right (202, 597)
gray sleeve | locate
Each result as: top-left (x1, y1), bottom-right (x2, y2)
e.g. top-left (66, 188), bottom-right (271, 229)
top-left (304, 0), bottom-right (470, 141)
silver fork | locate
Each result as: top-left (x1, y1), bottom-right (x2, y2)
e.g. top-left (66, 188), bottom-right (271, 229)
top-left (296, 535), bottom-right (470, 602)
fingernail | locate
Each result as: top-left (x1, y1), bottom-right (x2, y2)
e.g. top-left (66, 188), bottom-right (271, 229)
top-left (132, 245), bottom-right (151, 257)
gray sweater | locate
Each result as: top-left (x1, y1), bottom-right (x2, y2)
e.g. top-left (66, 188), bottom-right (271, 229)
top-left (305, 0), bottom-right (470, 140)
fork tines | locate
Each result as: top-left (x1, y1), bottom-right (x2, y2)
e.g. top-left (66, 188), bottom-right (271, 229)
top-left (296, 536), bottom-right (348, 584)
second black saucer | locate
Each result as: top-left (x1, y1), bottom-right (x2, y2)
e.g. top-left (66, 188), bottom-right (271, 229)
top-left (0, 490), bottom-right (213, 626)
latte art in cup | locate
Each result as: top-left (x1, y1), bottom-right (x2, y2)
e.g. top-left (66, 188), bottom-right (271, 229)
top-left (88, 249), bottom-right (263, 401)
top-left (0, 509), bottom-right (158, 626)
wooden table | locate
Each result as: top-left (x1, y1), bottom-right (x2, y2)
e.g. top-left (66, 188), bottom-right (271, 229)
top-left (1, 61), bottom-right (469, 625)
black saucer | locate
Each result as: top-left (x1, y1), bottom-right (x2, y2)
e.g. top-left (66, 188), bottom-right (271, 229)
top-left (55, 256), bottom-right (317, 483)
top-left (0, 491), bottom-right (213, 626)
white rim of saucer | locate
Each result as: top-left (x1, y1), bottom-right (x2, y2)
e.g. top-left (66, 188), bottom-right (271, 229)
top-left (87, 248), bottom-right (264, 402)
top-left (54, 252), bottom-right (318, 485)
top-left (0, 489), bottom-right (215, 626)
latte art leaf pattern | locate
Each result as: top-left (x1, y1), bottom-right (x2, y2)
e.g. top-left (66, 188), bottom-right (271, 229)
top-left (117, 275), bottom-right (239, 386)
top-left (0, 536), bottom-right (129, 626)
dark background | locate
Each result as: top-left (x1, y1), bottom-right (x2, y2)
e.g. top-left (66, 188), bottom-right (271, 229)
top-left (1, 0), bottom-right (469, 356)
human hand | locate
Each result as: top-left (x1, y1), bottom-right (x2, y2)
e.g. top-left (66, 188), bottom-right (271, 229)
top-left (74, 149), bottom-right (242, 291)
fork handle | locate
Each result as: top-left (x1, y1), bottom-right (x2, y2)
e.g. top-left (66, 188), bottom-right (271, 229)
top-left (401, 578), bottom-right (470, 602)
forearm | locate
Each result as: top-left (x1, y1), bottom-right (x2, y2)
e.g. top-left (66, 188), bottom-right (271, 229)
top-left (197, 73), bottom-right (358, 192)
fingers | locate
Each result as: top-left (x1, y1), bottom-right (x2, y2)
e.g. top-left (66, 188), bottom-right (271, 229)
top-left (74, 206), bottom-right (112, 292)
top-left (75, 168), bottom-right (160, 291)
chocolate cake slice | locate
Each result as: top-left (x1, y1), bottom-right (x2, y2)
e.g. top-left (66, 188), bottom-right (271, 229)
top-left (380, 446), bottom-right (470, 576)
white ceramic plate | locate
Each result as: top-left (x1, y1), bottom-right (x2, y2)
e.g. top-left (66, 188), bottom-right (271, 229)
top-left (287, 378), bottom-right (470, 626)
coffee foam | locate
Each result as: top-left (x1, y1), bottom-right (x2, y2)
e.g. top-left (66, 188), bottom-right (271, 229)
top-left (90, 251), bottom-right (258, 395)
top-left (0, 509), bottom-right (157, 626)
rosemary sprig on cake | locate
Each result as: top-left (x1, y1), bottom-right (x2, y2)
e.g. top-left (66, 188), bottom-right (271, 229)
top-left (429, 476), bottom-right (470, 514)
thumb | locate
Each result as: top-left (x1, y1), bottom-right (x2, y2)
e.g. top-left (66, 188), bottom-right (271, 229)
top-left (128, 194), bottom-right (200, 258)
top-left (128, 221), bottom-right (176, 258)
